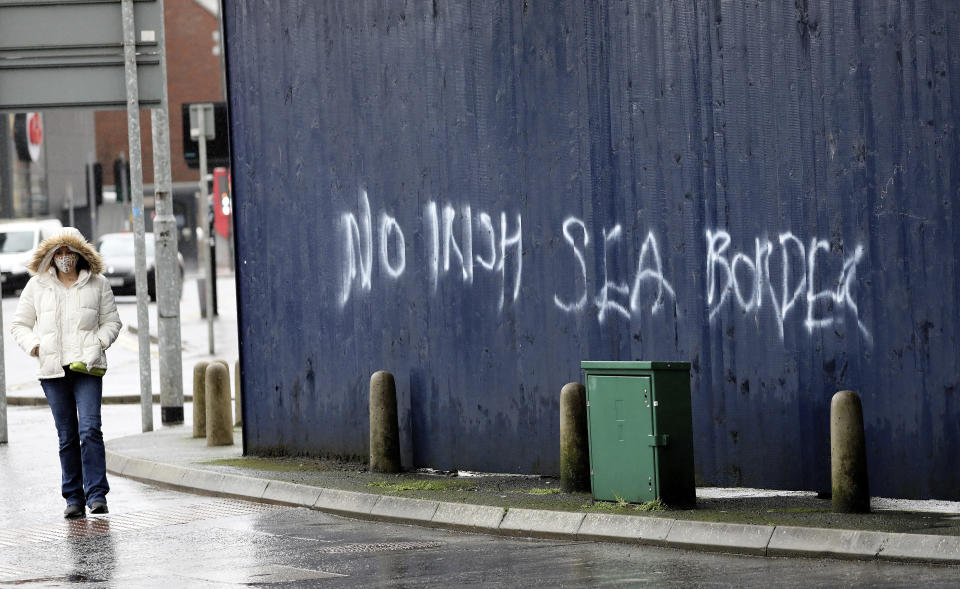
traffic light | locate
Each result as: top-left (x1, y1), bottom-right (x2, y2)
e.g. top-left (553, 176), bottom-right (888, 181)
top-left (113, 157), bottom-right (130, 202)
top-left (86, 162), bottom-right (103, 206)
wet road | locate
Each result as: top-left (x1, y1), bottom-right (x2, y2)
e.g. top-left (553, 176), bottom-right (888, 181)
top-left (3, 285), bottom-right (960, 587)
top-left (6, 498), bottom-right (960, 588)
top-left (2, 406), bottom-right (959, 587)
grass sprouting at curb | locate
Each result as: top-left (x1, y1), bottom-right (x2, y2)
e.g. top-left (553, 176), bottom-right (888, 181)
top-left (367, 480), bottom-right (468, 492)
top-left (583, 497), bottom-right (667, 513)
top-left (524, 488), bottom-right (562, 495)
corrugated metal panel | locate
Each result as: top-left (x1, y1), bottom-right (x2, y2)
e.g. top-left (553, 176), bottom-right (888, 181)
top-left (223, 1), bottom-right (960, 499)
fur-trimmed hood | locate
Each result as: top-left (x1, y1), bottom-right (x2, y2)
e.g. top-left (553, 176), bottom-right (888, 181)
top-left (28, 227), bottom-right (104, 275)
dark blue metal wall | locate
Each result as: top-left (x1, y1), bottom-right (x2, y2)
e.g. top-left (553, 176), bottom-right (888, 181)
top-left (223, 1), bottom-right (960, 499)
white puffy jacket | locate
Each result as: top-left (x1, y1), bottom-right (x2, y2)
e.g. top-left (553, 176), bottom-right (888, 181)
top-left (10, 227), bottom-right (122, 379)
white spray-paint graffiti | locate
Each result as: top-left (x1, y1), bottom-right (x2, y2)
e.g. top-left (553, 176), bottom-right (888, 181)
top-left (339, 190), bottom-right (870, 341)
top-left (341, 190), bottom-right (522, 310)
top-left (553, 217), bottom-right (676, 324)
top-left (705, 229), bottom-right (870, 341)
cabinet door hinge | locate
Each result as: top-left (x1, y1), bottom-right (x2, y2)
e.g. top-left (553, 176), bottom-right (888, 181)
top-left (648, 434), bottom-right (669, 447)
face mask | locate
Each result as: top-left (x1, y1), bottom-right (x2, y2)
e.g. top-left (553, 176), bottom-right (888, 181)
top-left (54, 253), bottom-right (79, 274)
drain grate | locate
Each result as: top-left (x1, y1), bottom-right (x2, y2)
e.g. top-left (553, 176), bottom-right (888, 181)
top-left (317, 540), bottom-right (444, 553)
top-left (0, 499), bottom-right (280, 548)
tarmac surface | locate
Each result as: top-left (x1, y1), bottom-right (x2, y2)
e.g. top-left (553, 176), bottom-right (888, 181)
top-left (4, 273), bottom-right (960, 568)
top-left (105, 420), bottom-right (960, 565)
top-left (9, 403), bottom-right (960, 588)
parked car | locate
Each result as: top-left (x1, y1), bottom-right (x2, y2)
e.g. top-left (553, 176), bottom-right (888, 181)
top-left (96, 232), bottom-right (184, 301)
top-left (0, 218), bottom-right (64, 296)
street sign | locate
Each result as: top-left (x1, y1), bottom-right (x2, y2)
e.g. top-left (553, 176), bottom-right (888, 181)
top-left (0, 0), bottom-right (163, 111)
top-left (182, 102), bottom-right (230, 168)
top-left (188, 103), bottom-right (216, 140)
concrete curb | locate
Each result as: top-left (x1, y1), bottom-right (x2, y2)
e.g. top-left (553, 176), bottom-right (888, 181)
top-left (577, 512), bottom-right (675, 546)
top-left (665, 520), bottom-right (775, 556)
top-left (499, 508), bottom-right (586, 539)
top-left (767, 526), bottom-right (887, 560)
top-left (370, 496), bottom-right (440, 525)
top-left (105, 450), bottom-right (960, 565)
top-left (314, 488), bottom-right (379, 517)
top-left (432, 503), bottom-right (506, 533)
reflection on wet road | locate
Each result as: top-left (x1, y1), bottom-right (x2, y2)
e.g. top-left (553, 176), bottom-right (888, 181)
top-left (3, 408), bottom-right (960, 587)
top-left (3, 495), bottom-right (960, 587)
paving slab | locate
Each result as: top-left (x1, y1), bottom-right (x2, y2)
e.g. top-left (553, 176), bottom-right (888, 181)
top-left (665, 520), bottom-right (774, 556)
top-left (577, 513), bottom-right (675, 545)
top-left (767, 526), bottom-right (886, 560)
top-left (432, 502), bottom-right (506, 532)
top-left (499, 508), bottom-right (585, 539)
top-left (370, 496), bottom-right (440, 524)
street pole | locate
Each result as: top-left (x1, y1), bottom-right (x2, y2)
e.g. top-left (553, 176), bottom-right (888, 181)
top-left (193, 105), bottom-right (215, 355)
top-left (151, 0), bottom-right (184, 425)
top-left (121, 0), bottom-right (153, 432)
top-left (0, 115), bottom-right (11, 216)
top-left (0, 115), bottom-right (9, 441)
top-left (0, 284), bottom-right (6, 444)
top-left (118, 153), bottom-right (130, 230)
top-left (86, 151), bottom-right (97, 240)
top-left (66, 181), bottom-right (74, 228)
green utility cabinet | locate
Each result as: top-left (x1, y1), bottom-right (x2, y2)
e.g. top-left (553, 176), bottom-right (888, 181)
top-left (581, 361), bottom-right (696, 507)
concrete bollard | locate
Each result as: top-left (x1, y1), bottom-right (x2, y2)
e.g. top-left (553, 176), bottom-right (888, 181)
top-left (192, 361), bottom-right (209, 438)
top-left (212, 359), bottom-right (233, 426)
top-left (369, 370), bottom-right (401, 473)
top-left (560, 382), bottom-right (590, 493)
top-left (214, 358), bottom-right (230, 379)
top-left (205, 362), bottom-right (234, 446)
top-left (234, 359), bottom-right (242, 427)
top-left (831, 390), bottom-right (870, 513)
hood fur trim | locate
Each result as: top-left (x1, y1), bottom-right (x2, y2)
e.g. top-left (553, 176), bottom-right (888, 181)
top-left (28, 227), bottom-right (104, 275)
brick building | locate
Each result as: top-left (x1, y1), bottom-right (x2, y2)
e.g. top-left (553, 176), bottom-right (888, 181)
top-left (95, 0), bottom-right (222, 187)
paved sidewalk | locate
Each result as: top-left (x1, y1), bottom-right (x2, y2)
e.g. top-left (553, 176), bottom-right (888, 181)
top-left (106, 421), bottom-right (960, 566)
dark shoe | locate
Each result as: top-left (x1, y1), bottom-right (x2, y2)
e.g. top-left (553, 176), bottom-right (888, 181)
top-left (88, 501), bottom-right (108, 515)
top-left (64, 504), bottom-right (85, 519)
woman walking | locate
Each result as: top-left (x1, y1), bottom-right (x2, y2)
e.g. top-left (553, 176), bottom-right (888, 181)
top-left (11, 227), bottom-right (122, 519)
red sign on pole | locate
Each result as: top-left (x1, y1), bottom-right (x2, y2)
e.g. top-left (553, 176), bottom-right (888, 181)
top-left (13, 112), bottom-right (42, 162)
top-left (212, 167), bottom-right (232, 238)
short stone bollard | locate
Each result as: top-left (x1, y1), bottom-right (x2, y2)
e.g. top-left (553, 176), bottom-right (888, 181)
top-left (213, 358), bottom-right (232, 424)
top-left (214, 358), bottom-right (230, 377)
top-left (192, 361), bottom-right (209, 438)
top-left (234, 359), bottom-right (242, 427)
top-left (560, 382), bottom-right (590, 493)
top-left (205, 362), bottom-right (234, 446)
top-left (831, 390), bottom-right (870, 513)
top-left (369, 370), bottom-right (401, 473)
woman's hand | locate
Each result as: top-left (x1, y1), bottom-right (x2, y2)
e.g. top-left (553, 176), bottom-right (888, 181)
top-left (30, 345), bottom-right (39, 357)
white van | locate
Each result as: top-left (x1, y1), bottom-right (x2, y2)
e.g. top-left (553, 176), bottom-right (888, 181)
top-left (0, 218), bottom-right (64, 295)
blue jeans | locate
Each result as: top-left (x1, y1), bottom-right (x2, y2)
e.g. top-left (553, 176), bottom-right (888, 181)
top-left (41, 369), bottom-right (109, 507)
